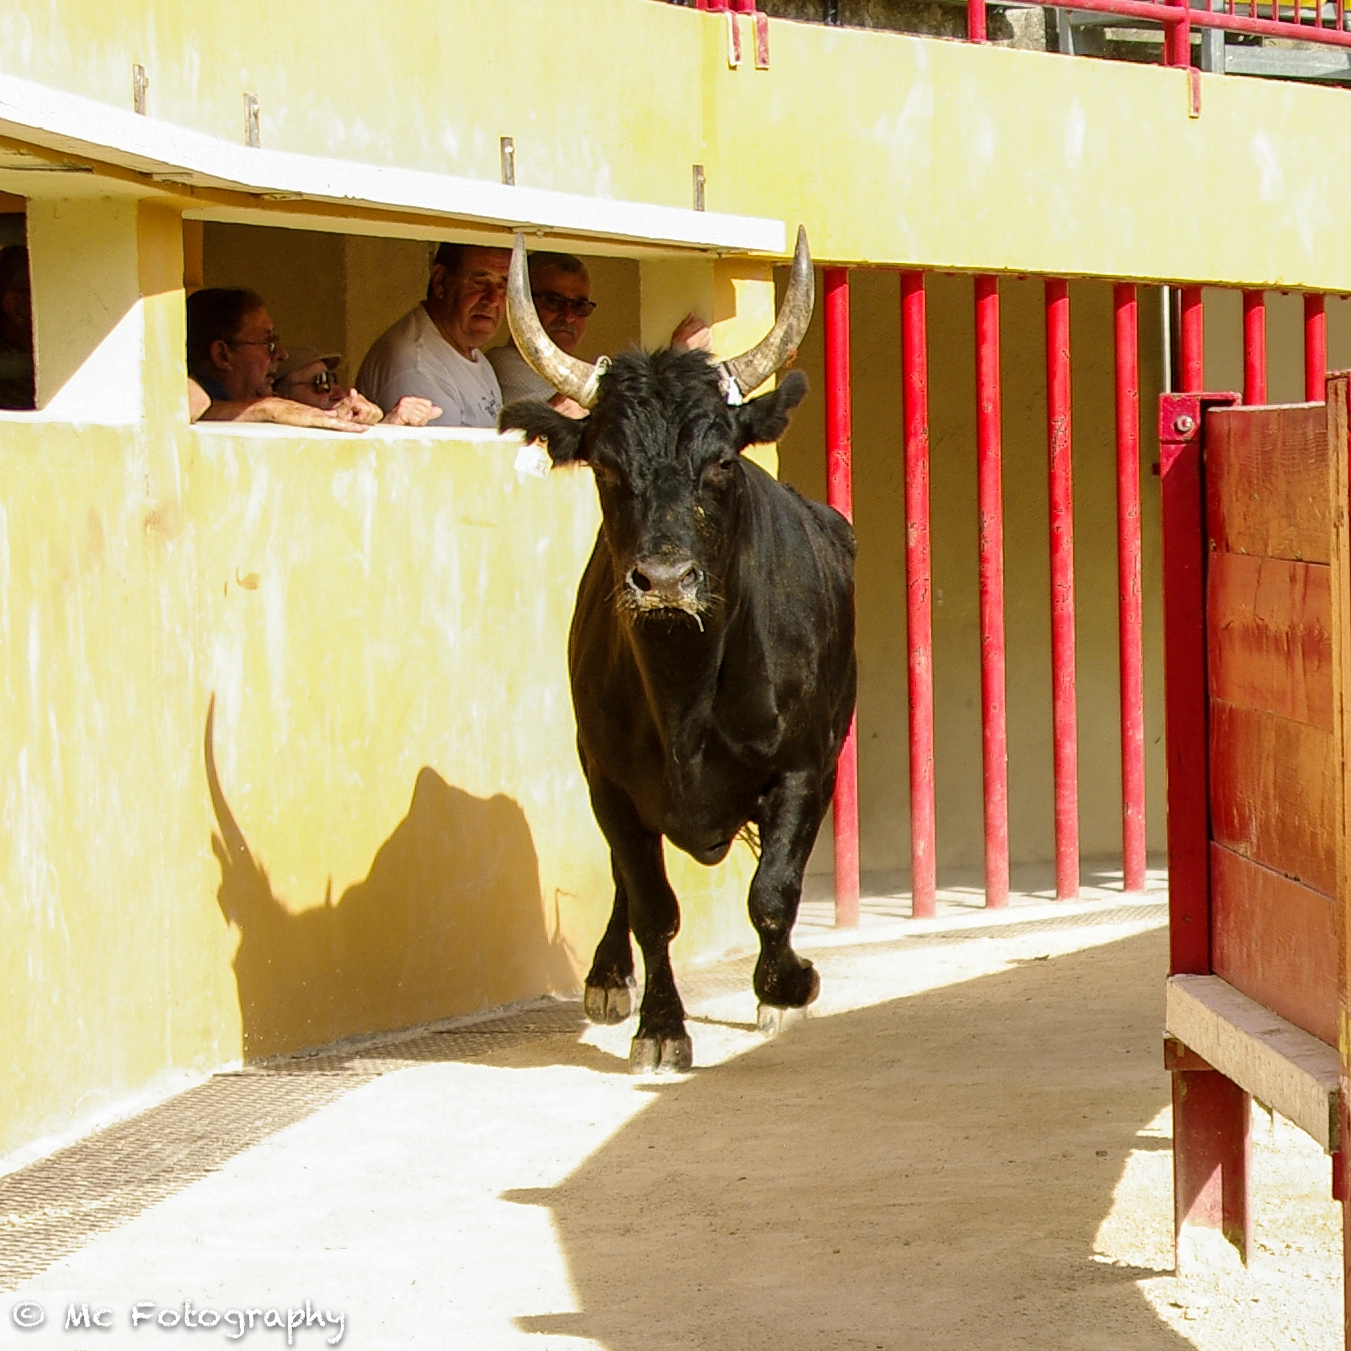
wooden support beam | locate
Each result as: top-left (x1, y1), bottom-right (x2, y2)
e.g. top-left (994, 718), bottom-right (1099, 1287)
top-left (1166, 973), bottom-right (1340, 1151)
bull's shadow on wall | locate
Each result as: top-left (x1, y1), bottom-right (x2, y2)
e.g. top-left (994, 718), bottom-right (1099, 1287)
top-left (204, 697), bottom-right (576, 1061)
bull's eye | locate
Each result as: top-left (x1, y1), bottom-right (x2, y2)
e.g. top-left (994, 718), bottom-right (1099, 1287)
top-left (701, 456), bottom-right (738, 488)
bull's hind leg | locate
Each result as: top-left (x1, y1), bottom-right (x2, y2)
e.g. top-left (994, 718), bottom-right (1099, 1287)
top-left (588, 774), bottom-right (691, 1073)
top-left (749, 772), bottom-right (825, 1021)
top-left (583, 862), bottom-right (636, 1025)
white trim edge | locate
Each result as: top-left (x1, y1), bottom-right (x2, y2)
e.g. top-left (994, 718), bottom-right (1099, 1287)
top-left (0, 72), bottom-right (785, 255)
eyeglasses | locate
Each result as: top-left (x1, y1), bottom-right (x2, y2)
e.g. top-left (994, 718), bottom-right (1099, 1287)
top-left (284, 369), bottom-right (338, 395)
top-left (532, 292), bottom-right (596, 319)
top-left (230, 336), bottom-right (281, 356)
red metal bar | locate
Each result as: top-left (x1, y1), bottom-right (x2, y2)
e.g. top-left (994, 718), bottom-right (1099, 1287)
top-left (1180, 287), bottom-right (1205, 392)
top-left (1045, 280), bottom-right (1080, 902)
top-left (1165, 0), bottom-right (1193, 63)
top-left (1172, 1067), bottom-right (1253, 1268)
top-left (975, 275), bottom-right (1010, 910)
top-left (901, 271), bottom-right (937, 920)
top-left (1159, 395), bottom-right (1209, 975)
top-left (1242, 290), bottom-right (1267, 405)
top-left (1045, 0), bottom-right (1351, 47)
top-left (1114, 285), bottom-right (1147, 895)
top-left (825, 266), bottom-right (860, 929)
top-left (1305, 292), bottom-right (1327, 402)
top-left (968, 0), bottom-right (988, 40)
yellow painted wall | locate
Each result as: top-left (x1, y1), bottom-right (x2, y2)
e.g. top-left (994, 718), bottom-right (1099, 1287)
top-left (0, 401), bottom-right (760, 1157)
top-left (5, 1), bottom-right (1351, 288)
top-left (1, 198), bottom-right (766, 1163)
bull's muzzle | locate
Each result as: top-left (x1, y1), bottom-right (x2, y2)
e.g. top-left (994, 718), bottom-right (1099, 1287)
top-left (627, 558), bottom-right (704, 607)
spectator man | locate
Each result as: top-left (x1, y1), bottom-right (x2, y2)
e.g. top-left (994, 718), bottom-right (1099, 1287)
top-left (357, 243), bottom-right (510, 428)
top-left (488, 249), bottom-right (712, 419)
top-left (0, 244), bottom-right (34, 410)
top-left (273, 347), bottom-right (440, 427)
top-left (187, 288), bottom-right (368, 432)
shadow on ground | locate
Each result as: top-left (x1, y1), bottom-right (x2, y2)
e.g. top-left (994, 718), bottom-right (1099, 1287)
top-left (518, 928), bottom-right (1187, 1351)
top-left (206, 697), bottom-right (577, 1060)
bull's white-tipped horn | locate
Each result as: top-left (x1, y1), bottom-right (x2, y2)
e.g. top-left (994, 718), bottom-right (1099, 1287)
top-left (505, 231), bottom-right (607, 408)
top-left (719, 225), bottom-right (814, 404)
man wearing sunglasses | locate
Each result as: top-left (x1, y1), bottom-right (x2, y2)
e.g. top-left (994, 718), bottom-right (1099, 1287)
top-left (488, 252), bottom-right (596, 417)
top-left (187, 288), bottom-right (374, 432)
top-left (273, 347), bottom-right (440, 427)
top-left (488, 250), bottom-right (714, 419)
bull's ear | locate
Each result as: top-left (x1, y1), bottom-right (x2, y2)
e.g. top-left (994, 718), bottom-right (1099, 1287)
top-left (498, 400), bottom-right (589, 465)
top-left (731, 370), bottom-right (808, 450)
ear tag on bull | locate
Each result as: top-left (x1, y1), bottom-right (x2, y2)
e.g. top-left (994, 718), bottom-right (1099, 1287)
top-left (513, 440), bottom-right (553, 479)
top-left (718, 365), bottom-right (745, 406)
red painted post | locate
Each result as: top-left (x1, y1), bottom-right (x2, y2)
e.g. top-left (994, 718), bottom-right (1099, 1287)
top-left (1160, 393), bottom-right (1250, 1273)
top-left (1158, 393), bottom-right (1211, 975)
top-left (1046, 280), bottom-right (1080, 902)
top-left (1180, 286), bottom-right (1205, 392)
top-left (825, 266), bottom-right (860, 929)
top-left (1305, 292), bottom-right (1327, 402)
top-left (1242, 290), bottom-right (1267, 405)
top-left (1172, 1062), bottom-right (1253, 1267)
top-left (901, 271), bottom-right (937, 919)
top-left (968, 0), bottom-right (988, 40)
top-left (1113, 285), bottom-right (1146, 895)
top-left (975, 275), bottom-right (1010, 910)
top-left (1164, 0), bottom-right (1192, 64)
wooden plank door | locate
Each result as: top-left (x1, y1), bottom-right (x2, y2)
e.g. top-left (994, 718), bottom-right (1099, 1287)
top-left (1204, 398), bottom-right (1340, 1048)
top-left (1160, 380), bottom-right (1351, 1296)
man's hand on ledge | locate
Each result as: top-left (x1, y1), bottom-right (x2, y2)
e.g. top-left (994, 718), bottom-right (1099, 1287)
top-left (199, 393), bottom-right (368, 433)
top-left (380, 395), bottom-right (442, 427)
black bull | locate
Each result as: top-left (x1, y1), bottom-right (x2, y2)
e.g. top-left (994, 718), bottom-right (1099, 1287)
top-left (502, 349), bottom-right (856, 1071)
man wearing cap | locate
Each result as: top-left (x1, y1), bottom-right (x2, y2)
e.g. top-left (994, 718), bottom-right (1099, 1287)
top-left (274, 347), bottom-right (439, 427)
top-left (356, 243), bottom-right (510, 429)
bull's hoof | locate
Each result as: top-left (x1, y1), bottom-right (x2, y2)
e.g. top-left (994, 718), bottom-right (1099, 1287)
top-left (629, 1035), bottom-right (694, 1074)
top-left (756, 1002), bottom-right (812, 1036)
top-left (584, 981), bottom-right (634, 1025)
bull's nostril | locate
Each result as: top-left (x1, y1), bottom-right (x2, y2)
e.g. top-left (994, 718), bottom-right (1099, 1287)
top-left (679, 565), bottom-right (701, 592)
top-left (629, 567), bottom-right (652, 593)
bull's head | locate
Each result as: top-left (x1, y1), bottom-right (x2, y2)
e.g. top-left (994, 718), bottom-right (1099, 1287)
top-left (499, 229), bottom-right (814, 627)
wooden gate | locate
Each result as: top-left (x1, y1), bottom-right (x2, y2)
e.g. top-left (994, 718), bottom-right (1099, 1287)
top-left (1160, 378), bottom-right (1351, 1327)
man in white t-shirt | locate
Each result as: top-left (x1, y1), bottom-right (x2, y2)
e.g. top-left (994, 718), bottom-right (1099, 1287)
top-left (357, 244), bottom-right (510, 428)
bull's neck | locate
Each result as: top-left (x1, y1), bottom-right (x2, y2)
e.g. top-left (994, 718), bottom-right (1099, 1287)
top-left (624, 606), bottom-right (729, 735)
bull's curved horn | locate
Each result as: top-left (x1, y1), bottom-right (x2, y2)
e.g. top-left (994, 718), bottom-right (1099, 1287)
top-left (505, 231), bottom-right (607, 408)
top-left (719, 225), bottom-right (814, 404)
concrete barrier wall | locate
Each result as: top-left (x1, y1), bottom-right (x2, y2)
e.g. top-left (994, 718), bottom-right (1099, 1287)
top-left (0, 413), bottom-right (757, 1163)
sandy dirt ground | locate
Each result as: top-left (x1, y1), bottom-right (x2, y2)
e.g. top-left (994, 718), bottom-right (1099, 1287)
top-left (5, 904), bottom-right (1343, 1350)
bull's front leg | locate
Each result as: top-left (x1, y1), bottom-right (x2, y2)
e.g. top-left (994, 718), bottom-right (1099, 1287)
top-left (748, 771), bottom-right (825, 1020)
top-left (582, 860), bottom-right (636, 1025)
top-left (587, 773), bottom-right (692, 1073)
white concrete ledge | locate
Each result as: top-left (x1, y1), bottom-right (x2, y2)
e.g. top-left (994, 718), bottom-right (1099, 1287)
top-left (0, 72), bottom-right (784, 256)
top-left (1166, 973), bottom-right (1340, 1151)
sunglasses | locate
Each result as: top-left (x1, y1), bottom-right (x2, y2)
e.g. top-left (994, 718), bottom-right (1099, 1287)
top-left (283, 369), bottom-right (338, 395)
top-left (533, 291), bottom-right (596, 319)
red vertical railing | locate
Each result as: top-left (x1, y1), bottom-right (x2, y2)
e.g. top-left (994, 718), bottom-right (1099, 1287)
top-left (825, 266), bottom-right (860, 928)
top-left (968, 0), bottom-right (988, 39)
top-left (1242, 290), bottom-right (1267, 405)
top-left (1114, 284), bottom-right (1146, 895)
top-left (975, 275), bottom-right (1010, 909)
top-left (1045, 280), bottom-right (1080, 901)
top-left (1180, 286), bottom-right (1205, 392)
top-left (901, 271), bottom-right (937, 919)
top-left (1305, 293), bottom-right (1327, 402)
